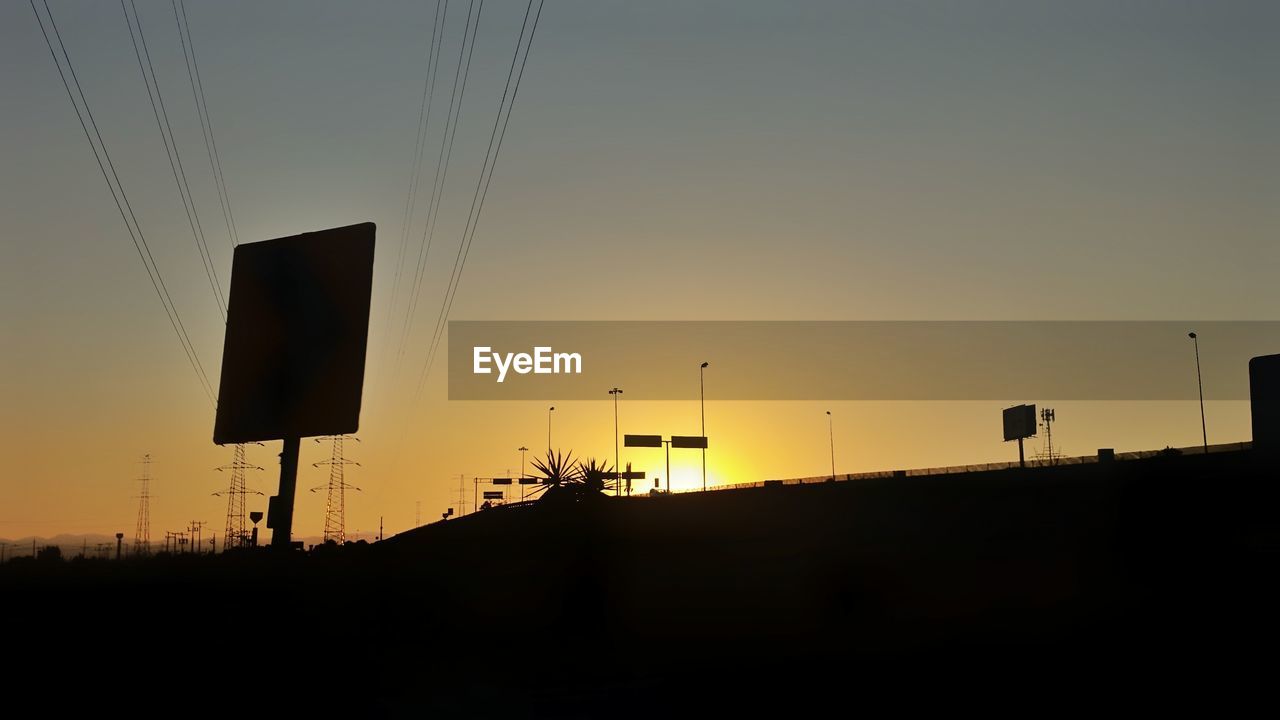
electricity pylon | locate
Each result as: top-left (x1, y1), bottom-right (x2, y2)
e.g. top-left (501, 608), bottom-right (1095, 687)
top-left (310, 436), bottom-right (361, 545)
top-left (133, 454), bottom-right (153, 556)
top-left (214, 443), bottom-right (264, 551)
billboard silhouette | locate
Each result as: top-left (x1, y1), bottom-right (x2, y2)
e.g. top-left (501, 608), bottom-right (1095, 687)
top-left (213, 223), bottom-right (376, 444)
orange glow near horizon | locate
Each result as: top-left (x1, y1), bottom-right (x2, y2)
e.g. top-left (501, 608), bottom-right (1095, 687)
top-left (3, 1), bottom-right (1272, 542)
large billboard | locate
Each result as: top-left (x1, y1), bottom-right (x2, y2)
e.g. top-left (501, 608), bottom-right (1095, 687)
top-left (213, 223), bottom-right (376, 445)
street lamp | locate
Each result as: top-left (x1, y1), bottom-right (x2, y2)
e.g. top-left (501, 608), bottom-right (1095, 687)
top-left (609, 388), bottom-right (623, 496)
top-left (547, 406), bottom-right (555, 453)
top-left (1189, 332), bottom-right (1208, 454)
top-left (700, 362), bottom-right (709, 492)
top-left (826, 410), bottom-right (836, 481)
top-left (518, 446), bottom-right (529, 501)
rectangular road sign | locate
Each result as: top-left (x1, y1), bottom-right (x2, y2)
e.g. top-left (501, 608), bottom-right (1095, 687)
top-left (517, 477), bottom-right (539, 485)
top-left (671, 435), bottom-right (708, 449)
top-left (625, 434), bottom-right (663, 448)
top-left (491, 478), bottom-right (513, 485)
top-left (214, 223), bottom-right (376, 444)
top-left (604, 471), bottom-right (646, 480)
top-left (482, 491), bottom-right (504, 499)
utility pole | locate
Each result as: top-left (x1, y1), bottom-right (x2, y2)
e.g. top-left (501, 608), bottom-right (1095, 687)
top-left (189, 521), bottom-right (207, 555)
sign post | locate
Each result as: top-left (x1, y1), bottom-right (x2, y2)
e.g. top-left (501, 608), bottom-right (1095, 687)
top-left (1002, 404), bottom-right (1037, 468)
top-left (269, 437), bottom-right (301, 547)
top-left (213, 223), bottom-right (376, 548)
top-left (625, 434), bottom-right (708, 493)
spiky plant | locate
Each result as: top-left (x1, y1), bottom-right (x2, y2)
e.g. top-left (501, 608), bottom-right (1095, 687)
top-left (573, 457), bottom-right (615, 494)
top-left (527, 450), bottom-right (617, 502)
top-left (530, 449), bottom-right (576, 493)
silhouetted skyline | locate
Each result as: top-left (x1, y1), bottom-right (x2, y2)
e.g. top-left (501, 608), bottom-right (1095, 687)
top-left (2, 1), bottom-right (1276, 538)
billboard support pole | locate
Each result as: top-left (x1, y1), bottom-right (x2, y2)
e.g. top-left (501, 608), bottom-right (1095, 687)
top-left (1017, 437), bottom-right (1025, 469)
top-left (271, 436), bottom-right (301, 547)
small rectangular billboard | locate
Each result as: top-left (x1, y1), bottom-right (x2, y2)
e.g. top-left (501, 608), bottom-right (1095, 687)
top-left (1002, 404), bottom-right (1037, 442)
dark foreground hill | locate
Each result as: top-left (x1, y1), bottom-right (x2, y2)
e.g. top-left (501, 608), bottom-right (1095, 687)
top-left (3, 449), bottom-right (1278, 715)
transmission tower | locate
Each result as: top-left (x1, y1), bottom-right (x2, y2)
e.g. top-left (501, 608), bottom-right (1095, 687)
top-left (214, 443), bottom-right (264, 551)
top-left (310, 436), bottom-right (361, 544)
top-left (133, 454), bottom-right (153, 556)
top-left (1039, 407), bottom-right (1059, 465)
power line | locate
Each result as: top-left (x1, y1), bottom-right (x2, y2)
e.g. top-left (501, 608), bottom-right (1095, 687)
top-left (377, 0), bottom-right (449, 391)
top-left (172, 0), bottom-right (240, 248)
top-left (29, 0), bottom-right (215, 404)
top-left (394, 0), bottom-right (484, 377)
top-left (416, 0), bottom-right (545, 397)
top-left (121, 0), bottom-right (227, 320)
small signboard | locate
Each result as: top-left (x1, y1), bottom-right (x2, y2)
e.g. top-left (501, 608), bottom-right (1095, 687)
top-left (625, 434), bottom-right (663, 448)
top-left (517, 477), bottom-right (539, 485)
top-left (491, 478), bottom-right (513, 485)
top-left (482, 491), bottom-right (504, 499)
top-left (1002, 404), bottom-right (1037, 442)
top-left (671, 435), bottom-right (708, 449)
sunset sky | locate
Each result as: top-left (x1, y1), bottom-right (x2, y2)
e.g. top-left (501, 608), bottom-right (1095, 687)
top-left (2, 0), bottom-right (1276, 542)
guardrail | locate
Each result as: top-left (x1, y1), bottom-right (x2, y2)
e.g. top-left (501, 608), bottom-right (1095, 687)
top-left (671, 441), bottom-right (1253, 495)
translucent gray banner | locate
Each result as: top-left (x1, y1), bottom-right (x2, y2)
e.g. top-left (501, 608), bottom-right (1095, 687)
top-left (448, 321), bottom-right (1280, 400)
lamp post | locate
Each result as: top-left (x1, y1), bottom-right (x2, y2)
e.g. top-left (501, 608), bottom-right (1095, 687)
top-left (609, 388), bottom-right (623, 496)
top-left (1189, 332), bottom-right (1208, 454)
top-left (547, 406), bottom-right (555, 453)
top-left (826, 411), bottom-right (836, 481)
top-left (700, 362), bottom-right (709, 492)
top-left (518, 446), bottom-right (529, 502)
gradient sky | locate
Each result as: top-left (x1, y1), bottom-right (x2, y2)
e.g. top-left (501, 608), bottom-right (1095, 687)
top-left (2, 1), bottom-right (1277, 541)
